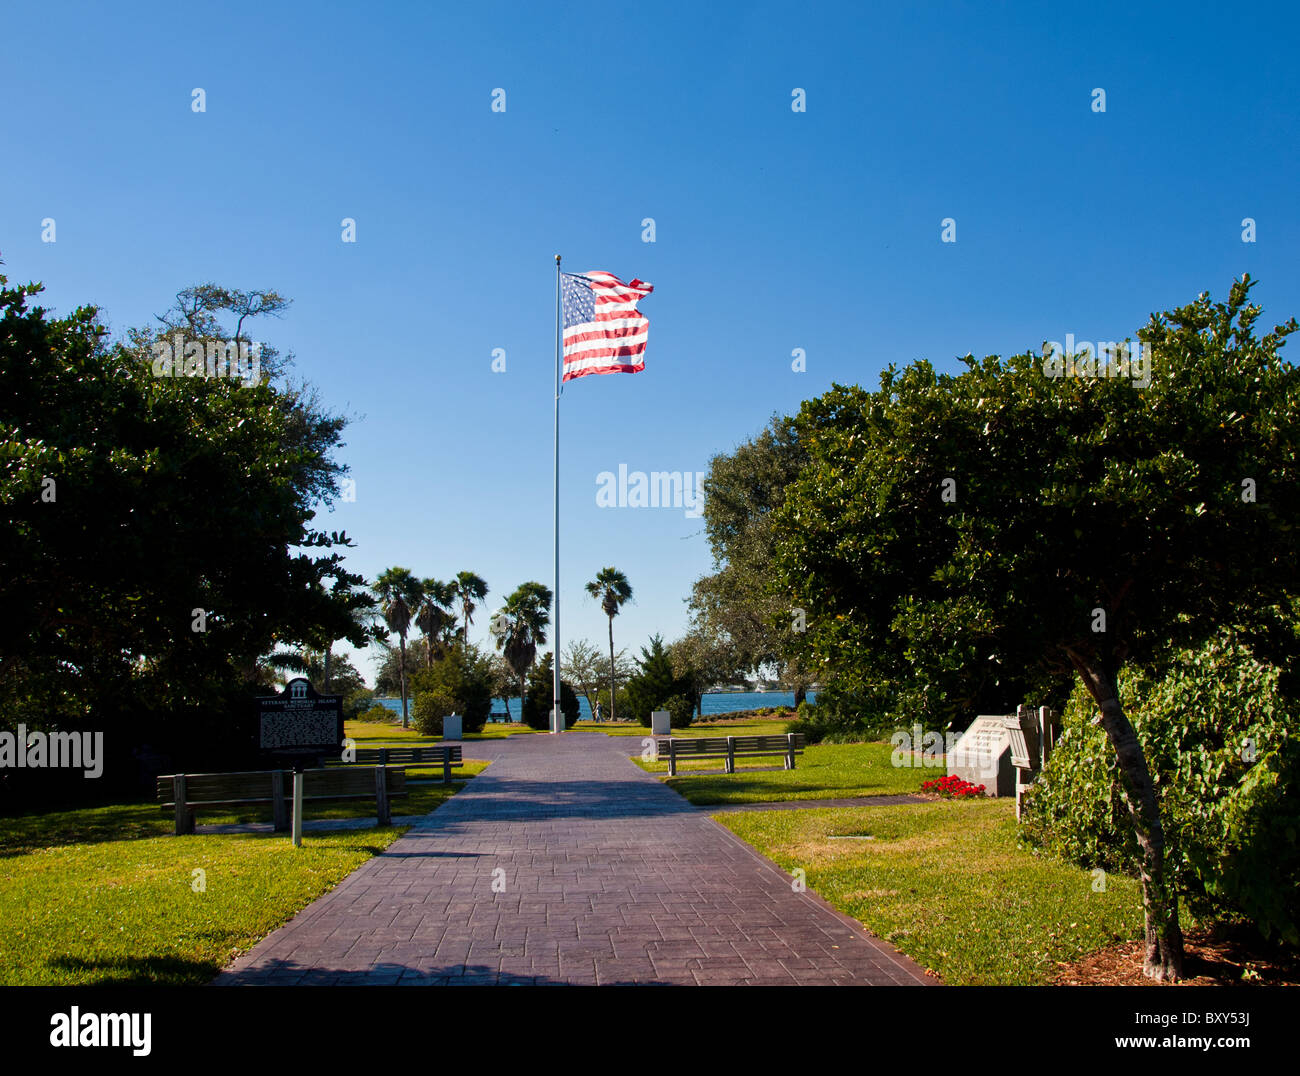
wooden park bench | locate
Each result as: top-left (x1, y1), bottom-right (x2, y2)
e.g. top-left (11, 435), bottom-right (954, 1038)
top-left (321, 745), bottom-right (463, 784)
top-left (654, 733), bottom-right (806, 777)
top-left (487, 711), bottom-right (511, 724)
top-left (157, 766), bottom-right (407, 835)
top-left (1002, 705), bottom-right (1059, 820)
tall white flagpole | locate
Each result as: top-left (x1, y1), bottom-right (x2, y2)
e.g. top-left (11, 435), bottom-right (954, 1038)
top-left (552, 254), bottom-right (562, 734)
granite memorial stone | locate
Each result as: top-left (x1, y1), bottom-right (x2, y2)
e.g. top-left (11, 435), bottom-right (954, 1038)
top-left (947, 714), bottom-right (1016, 797)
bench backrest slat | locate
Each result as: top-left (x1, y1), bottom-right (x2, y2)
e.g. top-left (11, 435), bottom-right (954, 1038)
top-left (158, 766), bottom-right (407, 803)
top-left (653, 733), bottom-right (805, 754)
top-left (324, 746), bottom-right (462, 766)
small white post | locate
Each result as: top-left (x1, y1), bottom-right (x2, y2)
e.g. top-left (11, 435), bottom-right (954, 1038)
top-left (292, 770), bottom-right (304, 847)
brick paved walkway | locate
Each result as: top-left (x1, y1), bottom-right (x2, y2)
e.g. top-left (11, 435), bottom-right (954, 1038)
top-left (214, 732), bottom-right (931, 985)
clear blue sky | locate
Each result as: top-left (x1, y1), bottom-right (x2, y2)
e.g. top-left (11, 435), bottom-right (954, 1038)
top-left (4, 1), bottom-right (1297, 685)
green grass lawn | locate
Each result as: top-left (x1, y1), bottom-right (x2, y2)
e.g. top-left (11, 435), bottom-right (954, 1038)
top-left (633, 740), bottom-right (927, 804)
top-left (0, 757), bottom-right (486, 855)
top-left (576, 716), bottom-right (794, 739)
top-left (345, 718), bottom-right (538, 742)
top-left (0, 742), bottom-right (493, 986)
top-left (717, 798), bottom-right (1146, 984)
top-left (0, 824), bottom-right (408, 985)
top-left (205, 759), bottom-right (491, 822)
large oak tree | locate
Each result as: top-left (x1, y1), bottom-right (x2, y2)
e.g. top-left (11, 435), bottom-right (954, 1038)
top-left (0, 273), bottom-right (367, 773)
top-left (772, 277), bottom-right (1299, 979)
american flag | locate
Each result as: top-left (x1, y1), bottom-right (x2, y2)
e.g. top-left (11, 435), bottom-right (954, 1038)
top-left (561, 270), bottom-right (653, 382)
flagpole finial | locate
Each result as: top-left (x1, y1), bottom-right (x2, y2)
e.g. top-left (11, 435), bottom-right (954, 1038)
top-left (555, 254), bottom-right (561, 264)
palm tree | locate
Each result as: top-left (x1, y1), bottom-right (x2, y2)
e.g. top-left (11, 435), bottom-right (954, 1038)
top-left (585, 567), bottom-right (633, 722)
top-left (453, 571), bottom-right (489, 645)
top-left (491, 582), bottom-right (552, 722)
top-left (414, 578), bottom-right (457, 667)
top-left (373, 567), bottom-right (422, 728)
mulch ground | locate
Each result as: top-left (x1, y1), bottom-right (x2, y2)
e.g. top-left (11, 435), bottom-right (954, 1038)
top-left (1052, 926), bottom-right (1300, 986)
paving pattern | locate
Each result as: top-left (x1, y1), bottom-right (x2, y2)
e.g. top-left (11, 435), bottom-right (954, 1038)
top-left (214, 732), bottom-right (931, 985)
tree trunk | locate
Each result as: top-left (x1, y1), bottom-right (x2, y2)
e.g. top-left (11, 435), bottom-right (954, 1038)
top-left (398, 638), bottom-right (409, 729)
top-left (608, 616), bottom-right (617, 723)
top-left (1067, 648), bottom-right (1184, 980)
top-left (323, 645), bottom-right (332, 693)
top-left (793, 684), bottom-right (806, 708)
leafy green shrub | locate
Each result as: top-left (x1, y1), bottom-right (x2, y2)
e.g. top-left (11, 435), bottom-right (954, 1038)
top-left (408, 642), bottom-right (494, 734)
top-left (360, 704), bottom-right (394, 724)
top-left (412, 689), bottom-right (455, 737)
top-left (1019, 681), bottom-right (1137, 871)
top-left (661, 694), bottom-right (694, 729)
top-left (1023, 632), bottom-right (1300, 944)
top-left (787, 686), bottom-right (897, 744)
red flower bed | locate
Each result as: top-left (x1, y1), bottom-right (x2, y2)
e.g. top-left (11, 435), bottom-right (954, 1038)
top-left (921, 774), bottom-right (986, 798)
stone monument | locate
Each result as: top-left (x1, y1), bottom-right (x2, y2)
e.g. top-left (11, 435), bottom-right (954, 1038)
top-left (947, 714), bottom-right (1016, 797)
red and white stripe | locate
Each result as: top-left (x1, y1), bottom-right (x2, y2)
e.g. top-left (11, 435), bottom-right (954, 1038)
top-left (563, 271), bottom-right (653, 381)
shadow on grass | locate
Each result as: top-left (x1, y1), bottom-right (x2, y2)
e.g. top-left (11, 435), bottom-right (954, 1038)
top-left (665, 776), bottom-right (836, 804)
top-left (0, 803), bottom-right (169, 857)
top-left (48, 953), bottom-right (224, 986)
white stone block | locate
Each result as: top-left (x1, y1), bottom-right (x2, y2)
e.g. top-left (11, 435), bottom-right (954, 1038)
top-left (947, 715), bottom-right (1015, 796)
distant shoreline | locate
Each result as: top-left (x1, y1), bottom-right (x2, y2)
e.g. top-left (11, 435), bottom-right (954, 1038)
top-left (369, 689), bottom-right (817, 722)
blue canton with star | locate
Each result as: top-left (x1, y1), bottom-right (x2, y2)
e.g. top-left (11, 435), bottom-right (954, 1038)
top-left (561, 273), bottom-right (595, 330)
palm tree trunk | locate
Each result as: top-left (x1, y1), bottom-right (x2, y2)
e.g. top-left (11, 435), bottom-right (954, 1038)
top-left (608, 616), bottom-right (616, 723)
top-left (398, 638), bottom-right (409, 729)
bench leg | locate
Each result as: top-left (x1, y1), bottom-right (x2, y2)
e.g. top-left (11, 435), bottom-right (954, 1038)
top-left (173, 775), bottom-right (194, 835)
top-left (271, 770), bottom-right (289, 832)
top-left (375, 766), bottom-right (390, 827)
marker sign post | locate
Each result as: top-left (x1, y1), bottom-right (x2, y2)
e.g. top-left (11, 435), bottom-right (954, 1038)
top-left (255, 678), bottom-right (344, 845)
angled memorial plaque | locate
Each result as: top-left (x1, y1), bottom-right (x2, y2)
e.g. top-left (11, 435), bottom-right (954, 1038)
top-left (947, 714), bottom-right (1016, 797)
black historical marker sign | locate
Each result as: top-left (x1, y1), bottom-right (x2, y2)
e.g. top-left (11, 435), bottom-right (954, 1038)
top-left (256, 678), bottom-right (343, 760)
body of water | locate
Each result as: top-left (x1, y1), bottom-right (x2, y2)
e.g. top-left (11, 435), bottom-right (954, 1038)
top-left (371, 690), bottom-right (815, 724)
